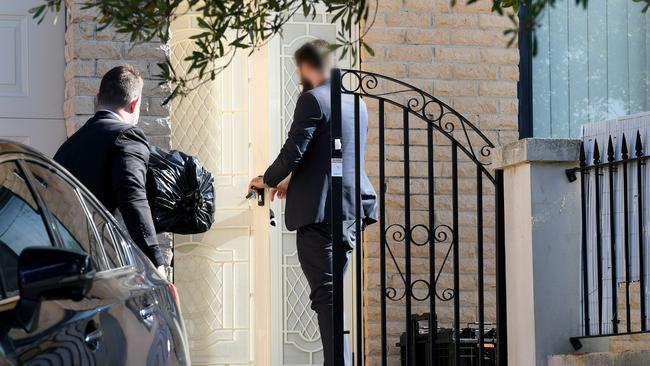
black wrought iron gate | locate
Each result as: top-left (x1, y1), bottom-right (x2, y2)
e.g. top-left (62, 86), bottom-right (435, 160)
top-left (329, 69), bottom-right (507, 366)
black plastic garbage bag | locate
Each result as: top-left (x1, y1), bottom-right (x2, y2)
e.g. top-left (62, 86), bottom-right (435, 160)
top-left (146, 146), bottom-right (215, 234)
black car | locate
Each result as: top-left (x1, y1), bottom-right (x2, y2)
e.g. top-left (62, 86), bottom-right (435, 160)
top-left (0, 140), bottom-right (190, 365)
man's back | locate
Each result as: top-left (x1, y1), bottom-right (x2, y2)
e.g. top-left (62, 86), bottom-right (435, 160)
top-left (54, 110), bottom-right (164, 267)
top-left (55, 111), bottom-right (142, 211)
top-left (283, 82), bottom-right (332, 230)
top-left (265, 81), bottom-right (377, 230)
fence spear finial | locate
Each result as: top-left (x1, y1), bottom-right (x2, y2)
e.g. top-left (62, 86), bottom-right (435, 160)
top-left (636, 130), bottom-right (644, 158)
top-left (594, 140), bottom-right (601, 164)
top-left (579, 141), bottom-right (586, 167)
top-left (622, 134), bottom-right (629, 160)
top-left (607, 135), bottom-right (615, 163)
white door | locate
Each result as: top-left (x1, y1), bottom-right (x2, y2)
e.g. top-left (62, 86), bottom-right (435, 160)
top-left (268, 14), bottom-right (356, 366)
top-left (0, 1), bottom-right (66, 156)
top-left (170, 12), bottom-right (264, 365)
top-left (169, 10), bottom-right (356, 366)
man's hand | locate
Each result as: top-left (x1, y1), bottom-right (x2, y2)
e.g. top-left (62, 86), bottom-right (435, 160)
top-left (248, 176), bottom-right (267, 195)
top-left (270, 174), bottom-right (291, 202)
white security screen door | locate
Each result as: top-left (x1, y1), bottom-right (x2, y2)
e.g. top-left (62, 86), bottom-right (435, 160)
top-left (170, 12), bottom-right (260, 365)
top-left (0, 1), bottom-right (66, 156)
top-left (268, 14), bottom-right (356, 366)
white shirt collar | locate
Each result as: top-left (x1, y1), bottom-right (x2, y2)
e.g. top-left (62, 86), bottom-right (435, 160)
top-left (97, 109), bottom-right (124, 122)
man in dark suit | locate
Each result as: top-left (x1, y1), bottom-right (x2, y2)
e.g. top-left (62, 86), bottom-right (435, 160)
top-left (249, 40), bottom-right (377, 366)
top-left (54, 65), bottom-right (164, 276)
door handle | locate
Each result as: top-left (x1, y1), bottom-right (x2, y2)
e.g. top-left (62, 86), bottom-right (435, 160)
top-left (245, 188), bottom-right (265, 206)
top-left (84, 323), bottom-right (102, 351)
top-left (140, 303), bottom-right (156, 321)
top-left (256, 188), bottom-right (265, 206)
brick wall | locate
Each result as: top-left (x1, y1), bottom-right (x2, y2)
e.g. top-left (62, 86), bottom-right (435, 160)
top-left (64, 0), bottom-right (173, 266)
top-left (359, 0), bottom-right (519, 363)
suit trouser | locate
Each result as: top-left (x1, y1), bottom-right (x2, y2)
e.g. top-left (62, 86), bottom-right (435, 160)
top-left (296, 221), bottom-right (355, 366)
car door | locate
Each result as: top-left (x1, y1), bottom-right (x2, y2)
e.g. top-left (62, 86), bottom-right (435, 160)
top-left (79, 191), bottom-right (183, 366)
top-left (0, 158), bottom-right (98, 365)
top-left (23, 159), bottom-right (180, 365)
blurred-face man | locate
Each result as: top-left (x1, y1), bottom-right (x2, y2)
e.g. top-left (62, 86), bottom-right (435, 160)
top-left (248, 40), bottom-right (377, 366)
top-left (296, 41), bottom-right (330, 91)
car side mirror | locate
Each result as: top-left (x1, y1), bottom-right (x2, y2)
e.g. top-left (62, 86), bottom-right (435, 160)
top-left (19, 247), bottom-right (95, 302)
top-left (13, 247), bottom-right (95, 332)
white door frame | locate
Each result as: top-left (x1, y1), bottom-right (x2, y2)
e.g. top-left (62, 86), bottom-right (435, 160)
top-left (251, 46), bottom-right (272, 366)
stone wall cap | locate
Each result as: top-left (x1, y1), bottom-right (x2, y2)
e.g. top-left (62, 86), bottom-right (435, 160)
top-left (492, 138), bottom-right (581, 169)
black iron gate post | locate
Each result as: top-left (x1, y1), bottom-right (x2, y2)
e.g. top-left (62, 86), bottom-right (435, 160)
top-left (329, 68), bottom-right (507, 366)
top-left (495, 169), bottom-right (507, 366)
top-left (330, 68), bottom-right (346, 366)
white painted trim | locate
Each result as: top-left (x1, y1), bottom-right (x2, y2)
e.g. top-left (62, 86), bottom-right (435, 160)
top-left (268, 32), bottom-right (284, 366)
top-left (251, 43), bottom-right (272, 366)
top-left (0, 14), bottom-right (28, 97)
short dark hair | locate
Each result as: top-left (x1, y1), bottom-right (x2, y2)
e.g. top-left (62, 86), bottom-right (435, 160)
top-left (294, 40), bottom-right (330, 70)
top-left (97, 65), bottom-right (143, 109)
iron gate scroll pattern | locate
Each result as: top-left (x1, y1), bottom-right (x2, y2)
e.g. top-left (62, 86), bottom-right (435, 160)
top-left (330, 69), bottom-right (507, 366)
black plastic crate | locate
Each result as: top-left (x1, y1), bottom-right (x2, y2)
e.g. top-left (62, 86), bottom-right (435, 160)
top-left (396, 314), bottom-right (497, 366)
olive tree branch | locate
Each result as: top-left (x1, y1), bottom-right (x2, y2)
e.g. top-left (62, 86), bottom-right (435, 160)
top-left (31, 0), bottom-right (648, 103)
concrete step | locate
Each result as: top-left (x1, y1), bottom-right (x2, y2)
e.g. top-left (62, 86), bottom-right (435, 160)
top-left (608, 333), bottom-right (650, 353)
top-left (549, 350), bottom-right (650, 366)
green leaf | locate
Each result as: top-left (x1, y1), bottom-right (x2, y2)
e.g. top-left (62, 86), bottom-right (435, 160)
top-left (362, 42), bottom-right (374, 57)
top-left (28, 4), bottom-right (48, 24)
top-left (632, 0), bottom-right (650, 12)
top-left (339, 45), bottom-right (348, 61)
top-left (28, 5), bottom-right (46, 17)
top-left (328, 44), bottom-right (344, 51)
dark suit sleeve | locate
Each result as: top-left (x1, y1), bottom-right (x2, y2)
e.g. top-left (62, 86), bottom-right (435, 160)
top-left (111, 128), bottom-right (164, 267)
top-left (263, 93), bottom-right (323, 187)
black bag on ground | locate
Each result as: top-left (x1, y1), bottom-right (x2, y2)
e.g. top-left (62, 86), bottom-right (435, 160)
top-left (146, 146), bottom-right (215, 234)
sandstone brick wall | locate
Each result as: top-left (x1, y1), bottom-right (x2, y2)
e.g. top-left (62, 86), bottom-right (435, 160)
top-left (361, 0), bottom-right (519, 142)
top-left (64, 0), bottom-right (171, 143)
top-left (64, 0), bottom-right (173, 266)
top-left (359, 0), bottom-right (519, 364)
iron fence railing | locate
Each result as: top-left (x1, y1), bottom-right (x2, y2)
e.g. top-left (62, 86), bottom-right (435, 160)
top-left (571, 131), bottom-right (650, 344)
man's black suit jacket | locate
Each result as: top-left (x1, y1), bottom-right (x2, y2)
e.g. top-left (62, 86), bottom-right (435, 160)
top-left (264, 80), bottom-right (378, 231)
top-left (54, 111), bottom-right (163, 267)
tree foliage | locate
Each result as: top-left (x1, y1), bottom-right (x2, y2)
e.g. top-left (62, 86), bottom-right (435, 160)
top-left (31, 0), bottom-right (650, 103)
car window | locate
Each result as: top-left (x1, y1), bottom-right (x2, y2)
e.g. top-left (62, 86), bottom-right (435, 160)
top-left (81, 193), bottom-right (127, 269)
top-left (108, 223), bottom-right (137, 267)
top-left (0, 162), bottom-right (53, 301)
top-left (25, 161), bottom-right (126, 271)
